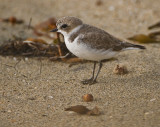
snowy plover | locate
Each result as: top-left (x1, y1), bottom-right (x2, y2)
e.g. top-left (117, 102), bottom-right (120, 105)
top-left (50, 16), bottom-right (145, 85)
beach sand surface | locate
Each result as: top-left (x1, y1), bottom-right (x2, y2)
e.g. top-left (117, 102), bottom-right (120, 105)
top-left (0, 0), bottom-right (160, 127)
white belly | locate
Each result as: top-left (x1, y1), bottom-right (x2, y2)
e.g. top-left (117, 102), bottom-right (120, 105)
top-left (65, 36), bottom-right (118, 61)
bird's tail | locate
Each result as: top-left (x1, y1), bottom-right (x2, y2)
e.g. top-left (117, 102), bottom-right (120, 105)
top-left (131, 44), bottom-right (146, 49)
top-left (122, 42), bottom-right (146, 50)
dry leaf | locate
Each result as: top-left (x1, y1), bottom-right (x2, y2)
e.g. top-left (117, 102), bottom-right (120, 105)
top-left (148, 31), bottom-right (160, 39)
top-left (0, 16), bottom-right (24, 25)
top-left (33, 17), bottom-right (57, 39)
top-left (127, 34), bottom-right (160, 43)
top-left (34, 17), bottom-right (56, 32)
top-left (113, 65), bottom-right (128, 75)
top-left (24, 38), bottom-right (48, 44)
top-left (148, 21), bottom-right (160, 30)
top-left (65, 105), bottom-right (90, 114)
top-left (65, 105), bottom-right (100, 115)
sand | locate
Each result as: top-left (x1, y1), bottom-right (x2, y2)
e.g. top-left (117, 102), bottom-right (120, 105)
top-left (0, 0), bottom-right (160, 127)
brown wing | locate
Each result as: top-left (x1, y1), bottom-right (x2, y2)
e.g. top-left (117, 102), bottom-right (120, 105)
top-left (78, 32), bottom-right (124, 51)
top-left (69, 24), bottom-right (143, 51)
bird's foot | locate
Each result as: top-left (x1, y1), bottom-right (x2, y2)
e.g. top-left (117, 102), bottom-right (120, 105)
top-left (81, 78), bottom-right (97, 85)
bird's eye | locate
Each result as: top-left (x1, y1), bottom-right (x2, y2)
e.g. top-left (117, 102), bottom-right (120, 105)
top-left (61, 24), bottom-right (68, 28)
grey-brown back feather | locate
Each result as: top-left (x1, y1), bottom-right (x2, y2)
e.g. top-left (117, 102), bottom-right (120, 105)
top-left (69, 24), bottom-right (145, 51)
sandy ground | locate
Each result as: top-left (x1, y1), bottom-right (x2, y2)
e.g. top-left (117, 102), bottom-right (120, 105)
top-left (0, 0), bottom-right (160, 127)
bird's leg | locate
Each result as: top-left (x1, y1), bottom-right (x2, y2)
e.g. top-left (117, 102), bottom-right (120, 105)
top-left (81, 61), bottom-right (96, 84)
top-left (91, 61), bottom-right (103, 84)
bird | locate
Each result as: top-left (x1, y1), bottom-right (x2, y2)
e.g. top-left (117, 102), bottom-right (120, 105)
top-left (50, 16), bottom-right (145, 85)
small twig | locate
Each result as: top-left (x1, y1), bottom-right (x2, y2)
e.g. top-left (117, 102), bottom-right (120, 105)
top-left (28, 17), bottom-right (32, 30)
top-left (57, 33), bottom-right (61, 42)
top-left (59, 53), bottom-right (70, 59)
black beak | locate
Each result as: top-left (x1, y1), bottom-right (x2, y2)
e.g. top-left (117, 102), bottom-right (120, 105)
top-left (50, 28), bottom-right (58, 32)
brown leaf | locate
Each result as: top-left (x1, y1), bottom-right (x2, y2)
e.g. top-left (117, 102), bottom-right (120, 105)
top-left (0, 16), bottom-right (24, 25)
top-left (148, 31), bottom-right (160, 39)
top-left (65, 105), bottom-right (100, 115)
top-left (127, 34), bottom-right (160, 43)
top-left (24, 38), bottom-right (48, 44)
top-left (148, 21), bottom-right (160, 30)
top-left (34, 17), bottom-right (56, 32)
top-left (65, 105), bottom-right (90, 114)
top-left (33, 17), bottom-right (57, 39)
